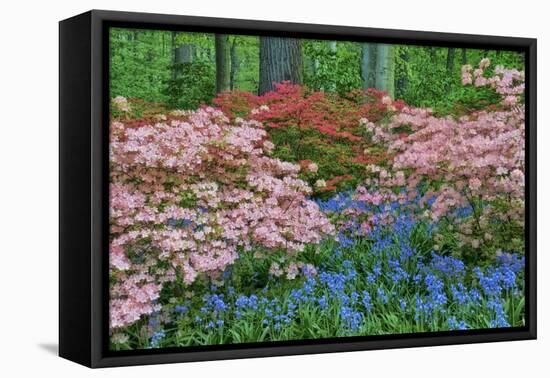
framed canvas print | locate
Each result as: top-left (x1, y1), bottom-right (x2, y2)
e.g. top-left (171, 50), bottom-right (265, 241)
top-left (59, 10), bottom-right (536, 368)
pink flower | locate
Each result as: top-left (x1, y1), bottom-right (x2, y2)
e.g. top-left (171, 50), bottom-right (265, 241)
top-left (108, 107), bottom-right (334, 329)
top-left (469, 178), bottom-right (482, 191)
top-left (269, 262), bottom-right (284, 277)
top-left (479, 58), bottom-right (491, 69)
top-left (381, 95), bottom-right (392, 105)
top-left (502, 95), bottom-right (518, 106)
top-left (307, 162), bottom-right (319, 173)
top-left (112, 96), bottom-right (130, 112)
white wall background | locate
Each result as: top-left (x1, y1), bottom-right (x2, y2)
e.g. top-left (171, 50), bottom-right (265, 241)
top-left (0, 0), bottom-right (546, 375)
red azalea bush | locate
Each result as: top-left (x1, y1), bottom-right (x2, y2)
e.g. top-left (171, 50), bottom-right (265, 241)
top-left (109, 105), bottom-right (334, 329)
top-left (215, 82), bottom-right (405, 141)
top-left (214, 82), bottom-right (404, 197)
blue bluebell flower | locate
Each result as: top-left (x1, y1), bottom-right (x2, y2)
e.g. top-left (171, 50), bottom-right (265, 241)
top-left (361, 290), bottom-right (372, 313)
top-left (430, 252), bottom-right (465, 278)
top-left (448, 317), bottom-right (468, 330)
top-left (377, 287), bottom-right (389, 304)
top-left (317, 295), bottom-right (328, 310)
top-left (450, 283), bottom-right (470, 305)
top-left (340, 305), bottom-right (363, 330)
top-left (174, 304), bottom-right (188, 314)
top-left (150, 330), bottom-right (165, 348)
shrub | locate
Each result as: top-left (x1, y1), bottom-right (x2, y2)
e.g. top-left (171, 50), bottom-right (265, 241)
top-left (109, 106), bottom-right (334, 329)
top-left (359, 60), bottom-right (525, 261)
top-left (111, 96), bottom-right (169, 121)
top-left (214, 82), bottom-right (404, 197)
top-left (164, 61), bottom-right (216, 110)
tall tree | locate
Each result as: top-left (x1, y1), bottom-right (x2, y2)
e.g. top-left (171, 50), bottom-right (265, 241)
top-left (461, 48), bottom-right (468, 65)
top-left (429, 47), bottom-right (437, 60)
top-left (374, 44), bottom-right (395, 98)
top-left (259, 37), bottom-right (303, 95)
top-left (445, 48), bottom-right (456, 93)
top-left (174, 44), bottom-right (194, 64)
top-left (215, 34), bottom-right (231, 93)
top-left (171, 32), bottom-right (177, 80)
top-left (305, 54), bottom-right (316, 80)
top-left (327, 41), bottom-right (337, 91)
top-left (229, 37), bottom-right (240, 90)
top-left (446, 48), bottom-right (455, 72)
top-left (361, 43), bottom-right (377, 89)
top-left (396, 46), bottom-right (410, 97)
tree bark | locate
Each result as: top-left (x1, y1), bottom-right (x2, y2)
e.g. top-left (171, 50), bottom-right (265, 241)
top-left (446, 48), bottom-right (456, 93)
top-left (396, 47), bottom-right (409, 97)
top-left (327, 41), bottom-right (337, 91)
top-left (429, 47), bottom-right (437, 60)
top-left (175, 44), bottom-right (193, 64)
top-left (305, 55), bottom-right (316, 79)
top-left (206, 47), bottom-right (214, 63)
top-left (361, 43), bottom-right (377, 89)
top-left (229, 37), bottom-right (240, 90)
top-left (171, 32), bottom-right (177, 80)
top-left (446, 48), bottom-right (455, 73)
top-left (215, 34), bottom-right (231, 93)
top-left (259, 37), bottom-right (303, 95)
top-left (374, 44), bottom-right (395, 98)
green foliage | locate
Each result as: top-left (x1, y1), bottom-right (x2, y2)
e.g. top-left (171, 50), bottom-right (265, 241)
top-left (434, 197), bottom-right (526, 266)
top-left (303, 40), bottom-right (363, 96)
top-left (231, 36), bottom-right (260, 93)
top-left (110, 28), bottom-right (172, 102)
top-left (215, 84), bottom-right (399, 199)
top-left (110, 29), bottom-right (525, 118)
top-left (268, 127), bottom-right (364, 198)
top-left (395, 46), bottom-right (524, 114)
top-left (110, 219), bottom-right (524, 350)
top-left (164, 61), bottom-right (216, 109)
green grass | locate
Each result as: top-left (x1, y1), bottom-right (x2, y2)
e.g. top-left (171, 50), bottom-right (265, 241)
top-left (110, 219), bottom-right (525, 351)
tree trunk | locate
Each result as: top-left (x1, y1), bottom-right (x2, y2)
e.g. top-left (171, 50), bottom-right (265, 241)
top-left (215, 34), bottom-right (231, 93)
top-left (446, 48), bottom-right (456, 93)
top-left (259, 37), bottom-right (303, 95)
top-left (206, 47), bottom-right (213, 63)
top-left (396, 47), bottom-right (409, 97)
top-left (229, 37), bottom-right (240, 90)
top-left (374, 44), bottom-right (395, 98)
top-left (327, 41), bottom-right (337, 91)
top-left (132, 31), bottom-right (138, 55)
top-left (175, 44), bottom-right (193, 64)
top-left (429, 47), bottom-right (437, 60)
top-left (173, 43), bottom-right (194, 82)
top-left (305, 55), bottom-right (316, 79)
top-left (361, 43), bottom-right (377, 89)
top-left (446, 48), bottom-right (455, 73)
top-left (171, 32), bottom-right (177, 80)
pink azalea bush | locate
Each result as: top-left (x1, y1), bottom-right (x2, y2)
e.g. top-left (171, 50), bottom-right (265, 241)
top-left (109, 106), bottom-right (334, 329)
top-left (357, 60), bottom-right (525, 257)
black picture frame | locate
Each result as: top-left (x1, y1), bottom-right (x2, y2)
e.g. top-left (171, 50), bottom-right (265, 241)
top-left (59, 9), bottom-right (537, 368)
